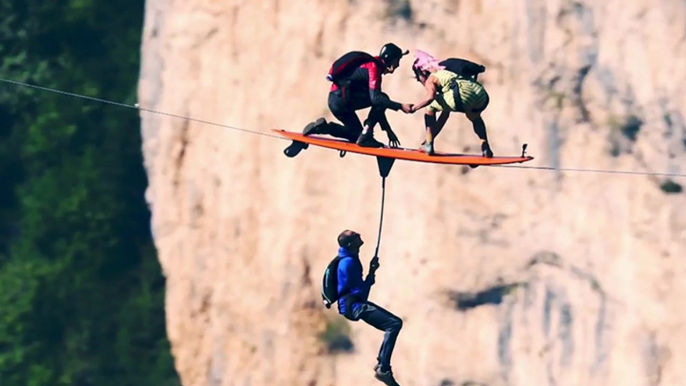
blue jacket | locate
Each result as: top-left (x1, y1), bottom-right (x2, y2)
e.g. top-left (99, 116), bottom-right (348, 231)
top-left (336, 246), bottom-right (373, 317)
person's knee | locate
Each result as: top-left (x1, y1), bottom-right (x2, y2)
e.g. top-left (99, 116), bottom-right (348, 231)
top-left (390, 316), bottom-right (403, 332)
top-left (327, 92), bottom-right (340, 110)
top-left (466, 111), bottom-right (482, 122)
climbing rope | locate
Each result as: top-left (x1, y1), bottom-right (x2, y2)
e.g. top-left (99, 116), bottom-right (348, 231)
top-left (374, 176), bottom-right (387, 259)
top-left (373, 157), bottom-right (395, 259)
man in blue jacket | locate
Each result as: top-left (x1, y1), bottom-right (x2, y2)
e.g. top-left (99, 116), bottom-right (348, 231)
top-left (335, 229), bottom-right (403, 386)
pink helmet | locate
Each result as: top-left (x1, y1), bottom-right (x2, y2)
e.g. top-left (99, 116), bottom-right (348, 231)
top-left (413, 49), bottom-right (445, 72)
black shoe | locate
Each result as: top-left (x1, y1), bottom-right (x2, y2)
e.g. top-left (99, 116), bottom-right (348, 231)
top-left (283, 141), bottom-right (308, 158)
top-left (374, 367), bottom-right (400, 386)
top-left (356, 131), bottom-right (385, 148)
top-left (481, 141), bottom-right (493, 157)
top-left (303, 118), bottom-right (328, 136)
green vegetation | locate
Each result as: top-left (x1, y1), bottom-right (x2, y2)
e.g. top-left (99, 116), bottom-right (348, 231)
top-left (0, 1), bottom-right (180, 385)
top-left (319, 318), bottom-right (354, 354)
top-left (659, 179), bottom-right (683, 194)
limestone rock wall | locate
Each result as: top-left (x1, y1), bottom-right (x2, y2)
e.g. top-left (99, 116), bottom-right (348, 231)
top-left (138, 0), bottom-right (686, 385)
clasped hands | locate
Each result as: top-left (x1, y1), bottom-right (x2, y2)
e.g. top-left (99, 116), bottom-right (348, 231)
top-left (400, 103), bottom-right (422, 114)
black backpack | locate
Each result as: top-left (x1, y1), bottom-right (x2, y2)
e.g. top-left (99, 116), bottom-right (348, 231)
top-left (439, 58), bottom-right (485, 80)
top-left (321, 255), bottom-right (345, 308)
top-left (326, 51), bottom-right (384, 85)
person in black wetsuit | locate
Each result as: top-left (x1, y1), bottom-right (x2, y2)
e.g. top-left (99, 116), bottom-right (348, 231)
top-left (284, 43), bottom-right (414, 157)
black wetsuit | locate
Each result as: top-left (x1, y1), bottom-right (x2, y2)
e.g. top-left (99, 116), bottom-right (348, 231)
top-left (325, 57), bottom-right (402, 141)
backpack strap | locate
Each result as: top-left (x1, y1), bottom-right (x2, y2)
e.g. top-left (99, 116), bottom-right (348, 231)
top-left (449, 78), bottom-right (466, 113)
top-left (327, 51), bottom-right (384, 86)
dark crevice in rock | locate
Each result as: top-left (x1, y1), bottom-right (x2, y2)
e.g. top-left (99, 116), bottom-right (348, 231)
top-left (559, 302), bottom-right (574, 366)
top-left (528, 252), bottom-right (610, 374)
top-left (443, 251), bottom-right (612, 385)
top-left (608, 113), bottom-right (643, 157)
top-left (301, 255), bottom-right (313, 286)
top-left (497, 296), bottom-right (516, 384)
top-left (172, 119), bottom-right (190, 192)
top-left (621, 115), bottom-right (643, 141)
top-left (449, 283), bottom-right (522, 311)
top-left (572, 65), bottom-right (592, 122)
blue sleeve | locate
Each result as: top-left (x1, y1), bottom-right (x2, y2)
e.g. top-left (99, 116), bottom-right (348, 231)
top-left (337, 258), bottom-right (371, 301)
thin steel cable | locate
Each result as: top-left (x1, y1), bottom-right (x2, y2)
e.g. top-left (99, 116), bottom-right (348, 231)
top-left (0, 77), bottom-right (286, 140)
top-left (3, 77), bottom-right (686, 178)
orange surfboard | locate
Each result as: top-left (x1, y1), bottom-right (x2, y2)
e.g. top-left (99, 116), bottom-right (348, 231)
top-left (274, 129), bottom-right (534, 166)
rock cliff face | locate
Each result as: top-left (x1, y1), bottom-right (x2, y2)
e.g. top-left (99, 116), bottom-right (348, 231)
top-left (137, 0), bottom-right (686, 385)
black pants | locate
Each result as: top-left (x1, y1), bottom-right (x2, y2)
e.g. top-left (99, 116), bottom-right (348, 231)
top-left (327, 88), bottom-right (391, 142)
top-left (350, 301), bottom-right (403, 371)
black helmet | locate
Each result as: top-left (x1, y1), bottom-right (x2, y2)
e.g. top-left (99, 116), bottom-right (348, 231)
top-left (379, 43), bottom-right (409, 66)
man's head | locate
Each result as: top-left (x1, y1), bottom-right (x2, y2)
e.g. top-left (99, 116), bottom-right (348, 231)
top-left (379, 43), bottom-right (409, 74)
top-left (337, 229), bottom-right (364, 252)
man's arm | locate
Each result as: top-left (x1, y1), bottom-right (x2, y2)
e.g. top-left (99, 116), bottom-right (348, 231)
top-left (363, 63), bottom-right (403, 111)
top-left (364, 256), bottom-right (379, 286)
top-left (411, 74), bottom-right (439, 112)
